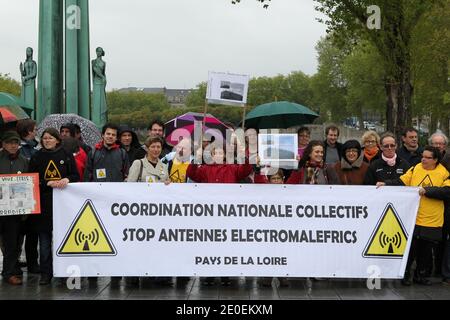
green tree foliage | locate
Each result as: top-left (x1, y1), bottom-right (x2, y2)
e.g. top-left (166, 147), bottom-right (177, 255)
top-left (314, 0), bottom-right (443, 139)
top-left (341, 41), bottom-right (385, 123)
top-left (0, 73), bottom-right (21, 96)
top-left (309, 37), bottom-right (348, 122)
top-left (185, 82), bottom-right (207, 108)
top-left (107, 91), bottom-right (171, 127)
top-left (247, 72), bottom-right (313, 108)
top-left (411, 1), bottom-right (450, 135)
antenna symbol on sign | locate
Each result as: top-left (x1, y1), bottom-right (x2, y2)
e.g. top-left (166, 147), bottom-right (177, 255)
top-left (379, 232), bottom-right (402, 254)
top-left (74, 228), bottom-right (100, 251)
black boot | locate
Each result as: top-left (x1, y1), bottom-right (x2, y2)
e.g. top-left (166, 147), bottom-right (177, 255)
top-left (401, 271), bottom-right (411, 286)
top-left (413, 270), bottom-right (432, 286)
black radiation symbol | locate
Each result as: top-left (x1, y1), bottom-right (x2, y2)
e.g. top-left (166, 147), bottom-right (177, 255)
top-left (379, 231), bottom-right (402, 254)
top-left (74, 229), bottom-right (100, 251)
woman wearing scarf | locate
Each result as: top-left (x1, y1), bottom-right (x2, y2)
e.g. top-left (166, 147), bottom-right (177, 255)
top-left (286, 141), bottom-right (340, 185)
top-left (361, 130), bottom-right (381, 164)
top-left (363, 132), bottom-right (410, 186)
top-left (334, 140), bottom-right (369, 185)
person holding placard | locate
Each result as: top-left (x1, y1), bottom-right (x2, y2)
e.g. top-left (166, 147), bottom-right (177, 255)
top-left (0, 131), bottom-right (29, 285)
top-left (187, 145), bottom-right (253, 286)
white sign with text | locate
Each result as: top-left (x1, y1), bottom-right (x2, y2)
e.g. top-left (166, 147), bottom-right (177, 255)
top-left (53, 183), bottom-right (419, 278)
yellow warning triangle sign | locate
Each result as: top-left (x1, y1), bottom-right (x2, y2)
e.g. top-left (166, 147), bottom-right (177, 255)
top-left (419, 175), bottom-right (433, 187)
top-left (57, 200), bottom-right (116, 256)
top-left (44, 160), bottom-right (62, 181)
top-left (363, 203), bottom-right (408, 258)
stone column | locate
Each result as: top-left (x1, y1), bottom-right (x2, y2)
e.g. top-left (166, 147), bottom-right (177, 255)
top-left (37, 0), bottom-right (64, 122)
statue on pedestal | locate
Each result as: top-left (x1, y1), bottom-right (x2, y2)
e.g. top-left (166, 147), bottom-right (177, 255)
top-left (91, 47), bottom-right (107, 127)
top-left (19, 47), bottom-right (37, 117)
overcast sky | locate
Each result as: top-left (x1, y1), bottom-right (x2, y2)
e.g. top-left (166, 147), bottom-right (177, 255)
top-left (0, 0), bottom-right (328, 90)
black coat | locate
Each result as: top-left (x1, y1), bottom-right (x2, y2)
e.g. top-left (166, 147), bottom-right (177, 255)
top-left (118, 126), bottom-right (146, 163)
top-left (363, 157), bottom-right (410, 185)
top-left (28, 147), bottom-right (79, 233)
top-left (426, 186), bottom-right (450, 235)
top-left (397, 145), bottom-right (423, 168)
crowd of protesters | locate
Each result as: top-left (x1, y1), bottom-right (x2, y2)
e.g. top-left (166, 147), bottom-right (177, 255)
top-left (0, 118), bottom-right (449, 289)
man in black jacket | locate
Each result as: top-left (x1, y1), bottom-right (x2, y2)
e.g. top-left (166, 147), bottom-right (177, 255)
top-left (364, 133), bottom-right (410, 185)
top-left (118, 126), bottom-right (146, 165)
top-left (429, 131), bottom-right (450, 279)
top-left (424, 182), bottom-right (450, 285)
top-left (84, 124), bottom-right (129, 182)
top-left (397, 127), bottom-right (423, 168)
top-left (0, 131), bottom-right (29, 285)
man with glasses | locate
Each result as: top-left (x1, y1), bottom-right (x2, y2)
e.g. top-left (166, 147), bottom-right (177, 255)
top-left (398, 127), bottom-right (423, 168)
top-left (0, 131), bottom-right (29, 285)
top-left (428, 131), bottom-right (450, 282)
top-left (429, 132), bottom-right (449, 171)
top-left (364, 132), bottom-right (410, 186)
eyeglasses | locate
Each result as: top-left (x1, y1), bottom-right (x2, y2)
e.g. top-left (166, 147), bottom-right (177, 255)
top-left (382, 144), bottom-right (396, 149)
top-left (432, 142), bottom-right (445, 146)
top-left (364, 140), bottom-right (377, 145)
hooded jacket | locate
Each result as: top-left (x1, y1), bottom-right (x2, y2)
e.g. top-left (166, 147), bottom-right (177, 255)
top-left (84, 141), bottom-right (129, 182)
top-left (118, 126), bottom-right (146, 164)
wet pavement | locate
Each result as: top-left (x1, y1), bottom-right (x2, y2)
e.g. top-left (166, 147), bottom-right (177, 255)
top-left (1, 271), bottom-right (450, 300)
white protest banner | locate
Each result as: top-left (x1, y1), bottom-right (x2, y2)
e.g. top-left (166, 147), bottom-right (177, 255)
top-left (206, 71), bottom-right (249, 107)
top-left (53, 183), bottom-right (419, 278)
top-left (0, 173), bottom-right (40, 216)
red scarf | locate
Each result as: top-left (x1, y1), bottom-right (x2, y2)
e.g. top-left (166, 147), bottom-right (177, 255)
top-left (95, 141), bottom-right (120, 150)
top-left (298, 161), bottom-right (324, 184)
top-left (364, 147), bottom-right (379, 162)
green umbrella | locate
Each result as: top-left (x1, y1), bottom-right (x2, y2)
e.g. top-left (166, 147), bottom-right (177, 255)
top-left (0, 92), bottom-right (32, 126)
top-left (0, 92), bottom-right (33, 114)
top-left (244, 101), bottom-right (319, 129)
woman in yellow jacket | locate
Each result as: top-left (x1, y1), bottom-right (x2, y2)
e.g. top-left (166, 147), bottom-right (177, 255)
top-left (377, 146), bottom-right (450, 286)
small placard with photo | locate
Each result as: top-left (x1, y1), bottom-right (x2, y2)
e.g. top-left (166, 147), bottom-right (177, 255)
top-left (258, 134), bottom-right (299, 169)
top-left (206, 71), bottom-right (249, 107)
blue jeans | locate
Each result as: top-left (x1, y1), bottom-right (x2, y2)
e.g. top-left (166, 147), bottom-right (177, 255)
top-left (38, 231), bottom-right (52, 277)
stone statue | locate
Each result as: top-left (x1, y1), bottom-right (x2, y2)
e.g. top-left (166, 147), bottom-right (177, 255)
top-left (19, 47), bottom-right (37, 116)
top-left (92, 47), bottom-right (107, 127)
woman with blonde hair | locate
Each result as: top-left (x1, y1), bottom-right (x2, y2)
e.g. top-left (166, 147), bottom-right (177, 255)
top-left (361, 130), bottom-right (381, 164)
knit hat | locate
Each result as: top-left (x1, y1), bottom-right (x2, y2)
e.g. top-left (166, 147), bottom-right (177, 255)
top-left (2, 131), bottom-right (21, 143)
top-left (342, 139), bottom-right (362, 162)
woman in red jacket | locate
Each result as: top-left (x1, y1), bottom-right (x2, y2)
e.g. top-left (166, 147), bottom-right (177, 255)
top-left (187, 146), bottom-right (253, 184)
top-left (287, 140), bottom-right (340, 185)
top-left (187, 145), bottom-right (253, 286)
